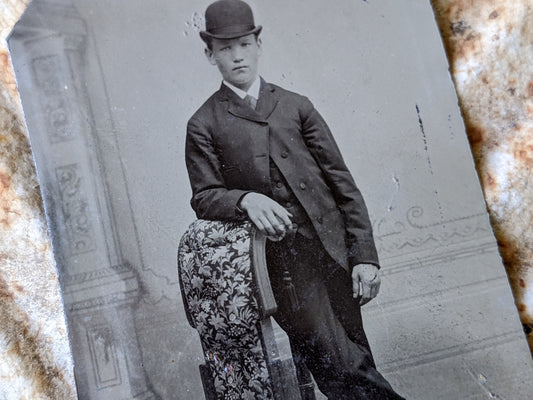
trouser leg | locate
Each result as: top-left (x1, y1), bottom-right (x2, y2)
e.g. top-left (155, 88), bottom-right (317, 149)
top-left (266, 235), bottom-right (405, 400)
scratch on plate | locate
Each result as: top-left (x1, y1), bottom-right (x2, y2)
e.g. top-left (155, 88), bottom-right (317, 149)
top-left (465, 367), bottom-right (506, 399)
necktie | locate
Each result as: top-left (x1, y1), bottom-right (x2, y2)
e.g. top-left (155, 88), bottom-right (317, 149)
top-left (244, 94), bottom-right (257, 110)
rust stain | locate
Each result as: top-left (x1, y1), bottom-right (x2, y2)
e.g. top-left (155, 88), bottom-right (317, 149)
top-left (0, 106), bottom-right (44, 214)
top-left (0, 170), bottom-right (15, 229)
top-left (498, 234), bottom-right (521, 267)
top-left (465, 32), bottom-right (476, 41)
top-left (0, 45), bottom-right (73, 394)
top-left (432, 0), bottom-right (533, 347)
top-left (450, 20), bottom-right (470, 36)
top-left (0, 275), bottom-right (72, 399)
top-left (0, 170), bottom-right (11, 192)
top-left (0, 49), bottom-right (19, 101)
top-left (1, 205), bottom-right (11, 229)
top-left (510, 138), bottom-right (533, 165)
top-left (466, 125), bottom-right (485, 146)
top-left (485, 173), bottom-right (496, 190)
top-left (0, 277), bottom-right (15, 300)
top-left (515, 148), bottom-right (529, 162)
top-left (527, 81), bottom-right (533, 97)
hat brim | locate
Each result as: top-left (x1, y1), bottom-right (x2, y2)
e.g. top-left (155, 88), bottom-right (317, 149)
top-left (200, 25), bottom-right (262, 42)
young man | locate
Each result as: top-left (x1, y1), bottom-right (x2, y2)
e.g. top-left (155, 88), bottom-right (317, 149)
top-left (185, 1), bottom-right (404, 398)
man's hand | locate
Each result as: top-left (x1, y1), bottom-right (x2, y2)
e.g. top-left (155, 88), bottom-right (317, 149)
top-left (352, 263), bottom-right (380, 305)
top-left (239, 192), bottom-right (293, 239)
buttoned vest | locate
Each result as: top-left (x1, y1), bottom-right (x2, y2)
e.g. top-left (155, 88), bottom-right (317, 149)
top-left (268, 158), bottom-right (315, 239)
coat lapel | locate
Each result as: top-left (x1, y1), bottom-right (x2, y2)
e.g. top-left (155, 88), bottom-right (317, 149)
top-left (217, 79), bottom-right (279, 124)
top-left (256, 79), bottom-right (279, 120)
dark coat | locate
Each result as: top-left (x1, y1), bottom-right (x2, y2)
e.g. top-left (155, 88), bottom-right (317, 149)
top-left (185, 79), bottom-right (379, 270)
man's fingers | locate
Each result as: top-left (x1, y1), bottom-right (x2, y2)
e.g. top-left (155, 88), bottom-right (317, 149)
top-left (369, 285), bottom-right (376, 299)
top-left (240, 193), bottom-right (293, 233)
top-left (362, 279), bottom-right (380, 305)
top-left (370, 281), bottom-right (381, 298)
top-left (352, 264), bottom-right (381, 305)
top-left (359, 280), bottom-right (372, 305)
top-left (273, 207), bottom-right (293, 229)
top-left (352, 278), bottom-right (360, 298)
top-left (360, 298), bottom-right (371, 306)
top-left (264, 212), bottom-right (287, 235)
top-left (258, 215), bottom-right (278, 236)
top-left (250, 213), bottom-right (278, 236)
top-left (250, 216), bottom-right (268, 235)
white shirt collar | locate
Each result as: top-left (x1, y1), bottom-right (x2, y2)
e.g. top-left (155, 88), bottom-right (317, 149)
top-left (223, 76), bottom-right (261, 100)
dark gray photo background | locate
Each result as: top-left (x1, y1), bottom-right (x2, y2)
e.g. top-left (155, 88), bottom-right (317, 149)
top-left (9, 0), bottom-right (533, 399)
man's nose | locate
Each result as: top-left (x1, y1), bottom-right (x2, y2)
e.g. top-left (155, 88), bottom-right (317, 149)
top-left (232, 47), bottom-right (244, 62)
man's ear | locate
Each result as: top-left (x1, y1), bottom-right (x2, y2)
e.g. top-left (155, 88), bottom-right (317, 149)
top-left (204, 48), bottom-right (217, 66)
top-left (257, 37), bottom-right (263, 57)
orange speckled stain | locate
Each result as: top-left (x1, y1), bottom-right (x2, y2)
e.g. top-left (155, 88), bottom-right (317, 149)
top-left (1, 1), bottom-right (76, 394)
top-left (432, 0), bottom-right (533, 351)
top-left (0, 276), bottom-right (72, 399)
top-left (0, 49), bottom-right (19, 102)
top-left (485, 173), bottom-right (496, 190)
top-left (0, 169), bottom-right (14, 228)
top-left (514, 148), bottom-right (530, 163)
top-left (527, 81), bottom-right (533, 97)
top-left (466, 125), bottom-right (485, 146)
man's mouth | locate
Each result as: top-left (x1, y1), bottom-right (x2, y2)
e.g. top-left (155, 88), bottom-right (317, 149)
top-left (233, 66), bottom-right (248, 71)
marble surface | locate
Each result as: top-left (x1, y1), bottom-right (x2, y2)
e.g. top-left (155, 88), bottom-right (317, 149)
top-left (0, 0), bottom-right (531, 398)
top-left (431, 0), bottom-right (533, 343)
top-left (0, 1), bottom-right (76, 399)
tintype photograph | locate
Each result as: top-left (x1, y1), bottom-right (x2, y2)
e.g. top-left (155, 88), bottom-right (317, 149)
top-left (7, 0), bottom-right (533, 399)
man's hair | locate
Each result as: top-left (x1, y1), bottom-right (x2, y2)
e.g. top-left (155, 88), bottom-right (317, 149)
top-left (204, 32), bottom-right (260, 51)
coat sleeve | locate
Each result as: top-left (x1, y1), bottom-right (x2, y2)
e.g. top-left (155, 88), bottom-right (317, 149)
top-left (185, 116), bottom-right (248, 220)
top-left (298, 97), bottom-right (380, 268)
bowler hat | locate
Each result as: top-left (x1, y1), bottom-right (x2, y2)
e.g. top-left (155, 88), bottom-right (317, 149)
top-left (200, 0), bottom-right (262, 42)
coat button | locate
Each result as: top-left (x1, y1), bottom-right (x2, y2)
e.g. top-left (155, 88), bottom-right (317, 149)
top-left (299, 182), bottom-right (306, 190)
top-left (286, 202), bottom-right (292, 208)
top-left (276, 181), bottom-right (283, 188)
top-left (281, 151), bottom-right (288, 158)
top-left (316, 216), bottom-right (323, 224)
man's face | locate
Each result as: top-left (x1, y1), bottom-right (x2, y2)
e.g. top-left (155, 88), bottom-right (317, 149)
top-left (205, 34), bottom-right (262, 91)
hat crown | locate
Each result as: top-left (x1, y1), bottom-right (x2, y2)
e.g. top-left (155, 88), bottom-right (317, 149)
top-left (201, 0), bottom-right (261, 40)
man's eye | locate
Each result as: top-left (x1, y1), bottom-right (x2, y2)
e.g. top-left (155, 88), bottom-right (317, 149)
top-left (220, 46), bottom-right (230, 51)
